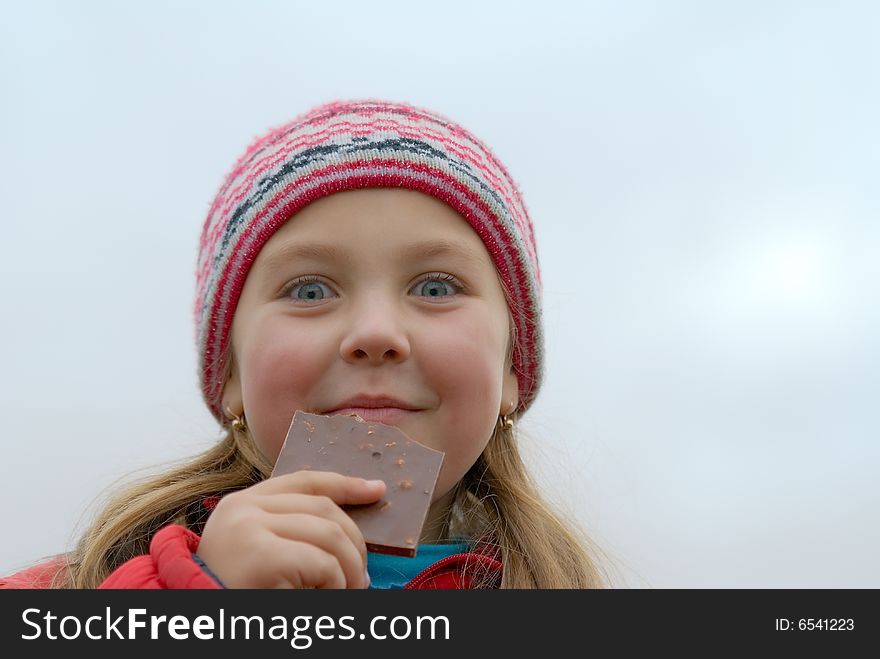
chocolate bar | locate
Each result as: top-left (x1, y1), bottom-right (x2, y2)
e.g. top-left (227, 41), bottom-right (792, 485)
top-left (271, 411), bottom-right (445, 557)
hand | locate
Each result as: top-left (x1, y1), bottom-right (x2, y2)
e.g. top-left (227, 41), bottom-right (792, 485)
top-left (196, 471), bottom-right (385, 589)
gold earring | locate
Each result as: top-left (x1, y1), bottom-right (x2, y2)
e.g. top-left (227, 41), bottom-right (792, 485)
top-left (498, 414), bottom-right (514, 431)
top-left (225, 406), bottom-right (247, 433)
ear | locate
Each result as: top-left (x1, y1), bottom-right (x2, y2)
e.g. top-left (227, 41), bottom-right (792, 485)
top-left (221, 353), bottom-right (243, 418)
top-left (500, 365), bottom-right (520, 416)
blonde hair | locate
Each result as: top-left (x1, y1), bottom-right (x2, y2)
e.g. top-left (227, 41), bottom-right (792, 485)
top-left (51, 426), bottom-right (272, 588)
top-left (454, 422), bottom-right (613, 588)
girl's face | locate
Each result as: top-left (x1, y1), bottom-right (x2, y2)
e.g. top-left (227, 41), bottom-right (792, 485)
top-left (223, 188), bottom-right (519, 529)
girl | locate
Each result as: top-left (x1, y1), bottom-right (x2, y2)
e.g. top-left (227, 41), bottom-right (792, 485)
top-left (2, 99), bottom-right (611, 589)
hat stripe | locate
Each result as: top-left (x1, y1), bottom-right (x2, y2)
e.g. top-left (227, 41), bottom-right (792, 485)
top-left (201, 115), bottom-right (526, 278)
top-left (216, 141), bottom-right (509, 266)
top-left (201, 103), bottom-right (525, 252)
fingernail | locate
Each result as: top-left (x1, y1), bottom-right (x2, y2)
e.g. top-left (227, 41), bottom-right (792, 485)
top-left (364, 567), bottom-right (371, 589)
top-left (365, 479), bottom-right (384, 487)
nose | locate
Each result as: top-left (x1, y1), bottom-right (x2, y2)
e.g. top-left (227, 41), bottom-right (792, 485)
top-left (339, 297), bottom-right (411, 365)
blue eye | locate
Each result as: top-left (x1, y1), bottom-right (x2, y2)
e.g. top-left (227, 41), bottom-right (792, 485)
top-left (411, 273), bottom-right (462, 299)
top-left (284, 277), bottom-right (335, 303)
top-left (282, 274), bottom-right (462, 303)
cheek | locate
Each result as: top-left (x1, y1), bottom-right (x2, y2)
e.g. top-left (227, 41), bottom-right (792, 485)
top-left (425, 333), bottom-right (502, 407)
top-left (423, 309), bottom-right (507, 402)
top-left (238, 321), bottom-right (331, 460)
top-left (419, 310), bottom-right (507, 492)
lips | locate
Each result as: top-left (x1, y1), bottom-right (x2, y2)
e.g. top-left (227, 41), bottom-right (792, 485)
top-left (325, 395), bottom-right (419, 412)
top-left (327, 407), bottom-right (417, 424)
top-left (323, 395), bottom-right (422, 424)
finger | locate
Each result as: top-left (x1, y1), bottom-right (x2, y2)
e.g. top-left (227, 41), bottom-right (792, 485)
top-left (258, 470), bottom-right (386, 506)
top-left (267, 513), bottom-right (367, 588)
top-left (255, 493), bottom-right (368, 565)
top-left (274, 540), bottom-right (347, 589)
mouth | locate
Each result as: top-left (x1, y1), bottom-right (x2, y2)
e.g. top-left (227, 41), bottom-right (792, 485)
top-left (324, 407), bottom-right (419, 424)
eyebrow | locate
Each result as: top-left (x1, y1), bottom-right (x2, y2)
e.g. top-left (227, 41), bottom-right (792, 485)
top-left (259, 238), bottom-right (487, 278)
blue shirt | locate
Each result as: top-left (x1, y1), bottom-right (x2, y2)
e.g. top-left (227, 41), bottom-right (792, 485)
top-left (367, 542), bottom-right (470, 589)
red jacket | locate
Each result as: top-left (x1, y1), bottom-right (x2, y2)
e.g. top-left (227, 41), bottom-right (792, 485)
top-left (0, 525), bottom-right (502, 590)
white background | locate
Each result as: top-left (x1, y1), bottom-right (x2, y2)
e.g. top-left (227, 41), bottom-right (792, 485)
top-left (1, 0), bottom-right (877, 587)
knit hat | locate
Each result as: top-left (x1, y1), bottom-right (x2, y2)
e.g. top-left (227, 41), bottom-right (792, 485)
top-left (195, 99), bottom-right (543, 423)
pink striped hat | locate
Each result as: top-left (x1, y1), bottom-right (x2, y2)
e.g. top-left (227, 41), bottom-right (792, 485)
top-left (195, 99), bottom-right (543, 422)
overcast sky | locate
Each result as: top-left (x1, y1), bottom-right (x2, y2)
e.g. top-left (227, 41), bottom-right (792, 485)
top-left (1, 0), bottom-right (877, 586)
